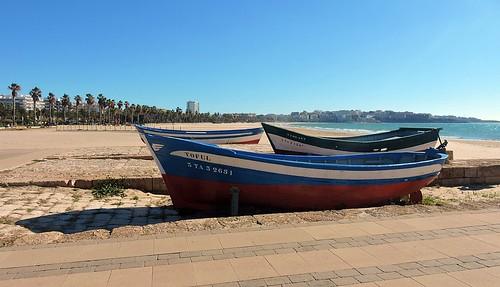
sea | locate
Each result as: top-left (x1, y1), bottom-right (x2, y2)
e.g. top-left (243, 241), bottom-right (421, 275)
top-left (291, 122), bottom-right (500, 141)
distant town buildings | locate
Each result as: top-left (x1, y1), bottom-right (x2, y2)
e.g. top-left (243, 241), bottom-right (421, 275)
top-left (186, 100), bottom-right (199, 114)
top-left (0, 94), bottom-right (46, 111)
top-left (287, 109), bottom-right (482, 123)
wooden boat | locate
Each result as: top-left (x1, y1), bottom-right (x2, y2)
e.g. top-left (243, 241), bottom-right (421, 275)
top-left (135, 125), bottom-right (263, 144)
top-left (262, 123), bottom-right (442, 155)
top-left (142, 133), bottom-right (447, 211)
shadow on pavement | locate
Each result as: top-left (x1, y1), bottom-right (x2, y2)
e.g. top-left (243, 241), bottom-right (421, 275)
top-left (15, 206), bottom-right (184, 234)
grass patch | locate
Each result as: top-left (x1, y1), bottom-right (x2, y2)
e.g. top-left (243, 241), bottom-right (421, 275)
top-left (92, 179), bottom-right (125, 199)
top-left (481, 192), bottom-right (498, 199)
top-left (422, 195), bottom-right (445, 206)
top-left (132, 195), bottom-right (139, 201)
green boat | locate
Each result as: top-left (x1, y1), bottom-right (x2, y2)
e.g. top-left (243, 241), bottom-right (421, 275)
top-left (262, 123), bottom-right (443, 155)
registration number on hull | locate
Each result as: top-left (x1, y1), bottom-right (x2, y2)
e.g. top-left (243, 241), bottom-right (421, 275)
top-left (186, 162), bottom-right (233, 176)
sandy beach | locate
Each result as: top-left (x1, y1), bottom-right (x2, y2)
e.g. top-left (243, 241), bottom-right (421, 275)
top-left (1, 123), bottom-right (499, 172)
top-left (0, 123), bottom-right (498, 184)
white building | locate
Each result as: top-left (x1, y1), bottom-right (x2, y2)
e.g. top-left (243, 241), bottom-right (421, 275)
top-left (186, 100), bottom-right (199, 114)
top-left (0, 95), bottom-right (46, 111)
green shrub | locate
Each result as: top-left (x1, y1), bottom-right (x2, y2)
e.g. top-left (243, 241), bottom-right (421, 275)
top-left (92, 179), bottom-right (125, 199)
top-left (422, 195), bottom-right (444, 206)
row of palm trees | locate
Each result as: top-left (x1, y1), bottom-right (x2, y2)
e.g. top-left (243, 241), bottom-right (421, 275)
top-left (3, 82), bottom-right (268, 127)
top-left (5, 83), bottom-right (166, 126)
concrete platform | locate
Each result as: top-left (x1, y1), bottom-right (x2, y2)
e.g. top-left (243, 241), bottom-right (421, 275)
top-left (1, 209), bottom-right (500, 286)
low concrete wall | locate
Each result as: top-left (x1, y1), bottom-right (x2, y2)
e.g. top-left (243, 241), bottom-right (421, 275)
top-left (2, 160), bottom-right (500, 193)
top-left (434, 162), bottom-right (500, 186)
top-left (0, 177), bottom-right (168, 195)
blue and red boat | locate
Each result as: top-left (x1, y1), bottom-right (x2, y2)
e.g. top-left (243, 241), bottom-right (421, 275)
top-left (135, 125), bottom-right (263, 144)
top-left (143, 133), bottom-right (447, 211)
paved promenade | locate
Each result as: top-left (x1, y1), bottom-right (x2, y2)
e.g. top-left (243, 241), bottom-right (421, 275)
top-left (1, 210), bottom-right (500, 286)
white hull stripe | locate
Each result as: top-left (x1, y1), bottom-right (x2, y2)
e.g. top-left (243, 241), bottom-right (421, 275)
top-left (140, 134), bottom-right (166, 174)
top-left (170, 151), bottom-right (442, 180)
top-left (268, 134), bottom-right (437, 155)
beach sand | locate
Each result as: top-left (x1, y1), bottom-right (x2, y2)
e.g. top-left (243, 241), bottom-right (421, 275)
top-left (0, 123), bottom-right (499, 173)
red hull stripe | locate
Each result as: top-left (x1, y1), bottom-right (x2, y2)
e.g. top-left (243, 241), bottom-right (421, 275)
top-left (230, 139), bottom-right (260, 144)
top-left (162, 174), bottom-right (436, 211)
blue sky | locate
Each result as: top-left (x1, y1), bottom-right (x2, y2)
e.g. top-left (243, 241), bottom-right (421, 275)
top-left (2, 0), bottom-right (499, 120)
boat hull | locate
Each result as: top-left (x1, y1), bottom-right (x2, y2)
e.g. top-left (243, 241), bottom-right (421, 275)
top-left (262, 123), bottom-right (441, 155)
top-left (136, 125), bottom-right (263, 144)
top-left (163, 174), bottom-right (437, 211)
top-left (268, 133), bottom-right (437, 155)
top-left (143, 134), bottom-right (447, 212)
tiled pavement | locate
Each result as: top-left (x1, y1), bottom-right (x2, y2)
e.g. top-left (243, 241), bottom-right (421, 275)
top-left (1, 210), bottom-right (500, 286)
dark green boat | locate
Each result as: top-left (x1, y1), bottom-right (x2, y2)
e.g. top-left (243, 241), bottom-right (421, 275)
top-left (262, 123), bottom-right (443, 155)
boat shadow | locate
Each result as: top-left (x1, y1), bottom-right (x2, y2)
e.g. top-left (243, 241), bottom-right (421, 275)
top-left (14, 205), bottom-right (302, 234)
top-left (15, 206), bottom-right (185, 234)
top-left (458, 184), bottom-right (496, 191)
top-left (16, 199), bottom-right (409, 234)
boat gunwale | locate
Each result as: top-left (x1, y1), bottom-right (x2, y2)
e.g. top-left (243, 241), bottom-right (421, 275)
top-left (144, 133), bottom-right (448, 171)
top-left (263, 123), bottom-right (439, 144)
top-left (135, 124), bottom-right (264, 136)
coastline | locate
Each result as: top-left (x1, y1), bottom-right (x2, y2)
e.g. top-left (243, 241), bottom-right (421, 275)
top-left (0, 122), bottom-right (499, 173)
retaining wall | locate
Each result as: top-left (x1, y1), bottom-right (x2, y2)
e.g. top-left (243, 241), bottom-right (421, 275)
top-left (2, 160), bottom-right (500, 193)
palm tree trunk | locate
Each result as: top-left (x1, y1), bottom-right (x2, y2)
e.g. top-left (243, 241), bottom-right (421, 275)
top-left (76, 106), bottom-right (79, 124)
top-left (12, 98), bottom-right (16, 126)
top-left (33, 102), bottom-right (36, 124)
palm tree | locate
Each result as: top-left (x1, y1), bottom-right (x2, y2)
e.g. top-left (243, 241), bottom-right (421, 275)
top-left (124, 101), bottom-right (130, 124)
top-left (85, 94), bottom-right (95, 124)
top-left (47, 93), bottom-right (56, 124)
top-left (106, 99), bottom-right (114, 124)
top-left (61, 94), bottom-right (70, 123)
top-left (8, 83), bottom-right (21, 126)
top-left (74, 95), bottom-right (82, 124)
top-left (97, 94), bottom-right (106, 124)
top-left (29, 87), bottom-right (42, 124)
top-left (130, 104), bottom-right (136, 124)
top-left (117, 100), bottom-right (123, 124)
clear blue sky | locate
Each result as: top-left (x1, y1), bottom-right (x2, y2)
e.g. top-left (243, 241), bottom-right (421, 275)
top-left (2, 0), bottom-right (499, 120)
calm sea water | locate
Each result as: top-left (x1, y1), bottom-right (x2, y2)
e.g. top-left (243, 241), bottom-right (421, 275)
top-left (292, 122), bottom-right (500, 141)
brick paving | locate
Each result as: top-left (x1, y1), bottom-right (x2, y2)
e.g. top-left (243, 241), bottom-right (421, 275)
top-left (0, 186), bottom-right (177, 241)
top-left (0, 210), bottom-right (499, 286)
top-left (1, 221), bottom-right (499, 279)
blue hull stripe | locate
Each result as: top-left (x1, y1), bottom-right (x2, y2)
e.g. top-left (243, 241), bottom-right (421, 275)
top-left (144, 134), bottom-right (447, 187)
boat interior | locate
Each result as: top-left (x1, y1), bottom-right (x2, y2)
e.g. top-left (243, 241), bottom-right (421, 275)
top-left (323, 127), bottom-right (439, 142)
top-left (231, 148), bottom-right (445, 166)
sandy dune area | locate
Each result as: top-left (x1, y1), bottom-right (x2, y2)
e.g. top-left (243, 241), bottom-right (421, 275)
top-left (0, 123), bottom-right (499, 171)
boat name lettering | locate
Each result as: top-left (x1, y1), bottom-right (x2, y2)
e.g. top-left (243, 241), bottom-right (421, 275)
top-left (184, 152), bottom-right (211, 162)
top-left (286, 133), bottom-right (306, 142)
top-left (186, 162), bottom-right (233, 176)
top-left (280, 137), bottom-right (304, 147)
